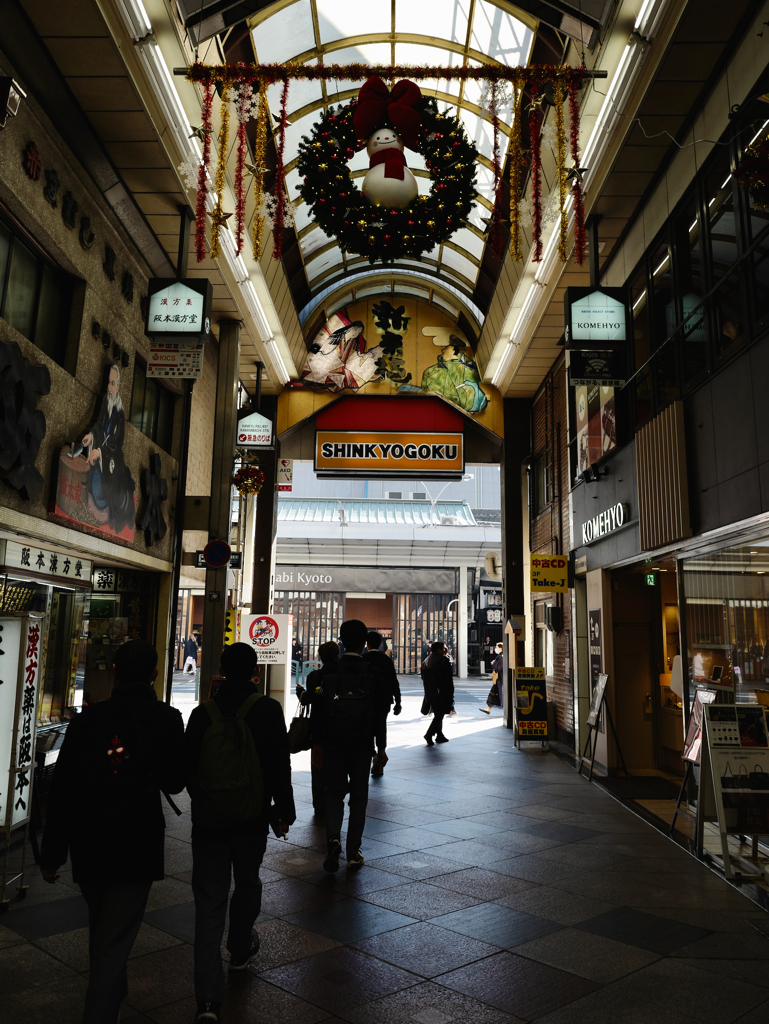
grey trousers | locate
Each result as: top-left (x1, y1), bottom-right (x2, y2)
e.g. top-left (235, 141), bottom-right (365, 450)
top-left (324, 747), bottom-right (372, 858)
top-left (79, 879), bottom-right (153, 1024)
top-left (191, 830), bottom-right (268, 1004)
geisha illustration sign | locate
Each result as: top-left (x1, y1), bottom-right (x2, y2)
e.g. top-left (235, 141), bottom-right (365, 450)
top-left (315, 430), bottom-right (463, 478)
top-left (299, 297), bottom-right (490, 416)
top-left (241, 613), bottom-right (289, 665)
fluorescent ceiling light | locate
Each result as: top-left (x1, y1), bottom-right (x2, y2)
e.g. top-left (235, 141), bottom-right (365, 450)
top-left (265, 338), bottom-right (290, 385)
top-left (135, 36), bottom-right (195, 158)
top-left (635, 0), bottom-right (670, 39)
top-left (116, 0), bottom-right (152, 39)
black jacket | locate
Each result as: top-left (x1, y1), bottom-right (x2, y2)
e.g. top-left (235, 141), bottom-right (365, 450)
top-left (184, 637), bottom-right (198, 659)
top-left (363, 649), bottom-right (401, 706)
top-left (184, 679), bottom-right (295, 838)
top-left (306, 654), bottom-right (388, 751)
top-left (40, 684), bottom-right (185, 884)
top-left (421, 652), bottom-right (454, 715)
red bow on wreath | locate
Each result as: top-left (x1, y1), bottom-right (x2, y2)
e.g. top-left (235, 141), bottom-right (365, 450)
top-left (353, 77), bottom-right (423, 150)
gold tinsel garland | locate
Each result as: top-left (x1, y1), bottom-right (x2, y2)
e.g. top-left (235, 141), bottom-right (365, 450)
top-left (252, 90), bottom-right (269, 260)
top-left (210, 83), bottom-right (231, 261)
top-left (508, 83), bottom-right (524, 261)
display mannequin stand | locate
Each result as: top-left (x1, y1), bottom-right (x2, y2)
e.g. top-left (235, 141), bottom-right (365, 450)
top-left (577, 673), bottom-right (630, 782)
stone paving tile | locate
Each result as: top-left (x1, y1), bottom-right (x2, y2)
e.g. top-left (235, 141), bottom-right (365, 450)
top-left (674, 957), bottom-right (769, 990)
top-left (428, 867), bottom-right (538, 901)
top-left (433, 902), bottom-right (562, 948)
top-left (248, 919), bottom-right (340, 971)
top-left (0, 923), bottom-right (26, 951)
top-left (577, 907), bottom-right (712, 955)
top-left (367, 851), bottom-right (471, 880)
top-left (285, 898), bottom-right (416, 943)
top-left (300, 866), bottom-right (409, 896)
top-left (143, 901), bottom-right (197, 944)
top-left (124, 943), bottom-right (196, 1012)
top-left (143, 876), bottom-right (194, 913)
top-left (494, 885), bottom-right (617, 925)
top-left (513, 925), bottom-right (660, 983)
top-left (436, 949), bottom-right (600, 1019)
top-left (342, 978), bottom-right (526, 1024)
top-left (353, 921), bottom-right (500, 978)
top-left (361, 880), bottom-right (484, 921)
top-left (36, 921), bottom-right (182, 973)
top-left (2, 893), bottom-right (90, 939)
top-left (260, 946), bottom-right (418, 1014)
top-left (0, 941), bottom-right (88, 1024)
top-left (260, 878), bottom-right (347, 917)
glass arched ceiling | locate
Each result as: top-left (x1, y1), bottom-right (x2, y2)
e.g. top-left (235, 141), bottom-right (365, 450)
top-left (249, 0), bottom-right (536, 319)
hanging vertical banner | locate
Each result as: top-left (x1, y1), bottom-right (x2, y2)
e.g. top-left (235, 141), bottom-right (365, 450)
top-left (11, 616), bottom-right (43, 827)
top-left (589, 610), bottom-right (604, 733)
top-left (515, 666), bottom-right (548, 739)
top-left (0, 618), bottom-right (24, 829)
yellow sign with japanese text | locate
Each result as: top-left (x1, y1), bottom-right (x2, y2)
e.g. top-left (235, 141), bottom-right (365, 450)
top-left (515, 666), bottom-right (548, 740)
top-left (530, 554), bottom-right (568, 593)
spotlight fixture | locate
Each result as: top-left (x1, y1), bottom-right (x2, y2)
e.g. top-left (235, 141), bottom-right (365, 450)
top-left (0, 78), bottom-right (27, 130)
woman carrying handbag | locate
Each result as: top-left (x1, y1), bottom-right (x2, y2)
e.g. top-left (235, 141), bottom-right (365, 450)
top-left (480, 642), bottom-right (504, 714)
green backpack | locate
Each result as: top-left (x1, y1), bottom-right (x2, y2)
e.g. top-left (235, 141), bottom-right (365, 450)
top-left (195, 694), bottom-right (263, 828)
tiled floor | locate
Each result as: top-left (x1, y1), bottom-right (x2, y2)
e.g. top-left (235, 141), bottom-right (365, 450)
top-left (2, 687), bottom-right (769, 1023)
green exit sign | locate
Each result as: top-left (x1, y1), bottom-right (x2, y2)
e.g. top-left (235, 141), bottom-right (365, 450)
top-left (644, 573), bottom-right (657, 586)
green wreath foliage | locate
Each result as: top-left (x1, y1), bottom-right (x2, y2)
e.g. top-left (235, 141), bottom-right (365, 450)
top-left (296, 96), bottom-right (479, 263)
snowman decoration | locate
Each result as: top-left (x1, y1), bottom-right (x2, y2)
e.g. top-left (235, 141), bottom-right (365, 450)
top-left (353, 77), bottom-right (423, 210)
top-left (361, 127), bottom-right (419, 209)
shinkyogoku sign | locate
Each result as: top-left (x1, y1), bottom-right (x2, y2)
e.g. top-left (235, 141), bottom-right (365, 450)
top-left (580, 503), bottom-right (629, 545)
top-left (315, 431), bottom-right (463, 477)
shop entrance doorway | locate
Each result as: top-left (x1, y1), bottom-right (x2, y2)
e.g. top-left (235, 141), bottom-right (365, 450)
top-left (613, 621), bottom-right (655, 769)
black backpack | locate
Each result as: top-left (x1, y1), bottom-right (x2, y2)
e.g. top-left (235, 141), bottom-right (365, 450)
top-left (321, 662), bottom-right (376, 743)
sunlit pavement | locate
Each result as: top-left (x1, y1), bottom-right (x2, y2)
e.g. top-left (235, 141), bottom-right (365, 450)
top-left (4, 678), bottom-right (766, 1023)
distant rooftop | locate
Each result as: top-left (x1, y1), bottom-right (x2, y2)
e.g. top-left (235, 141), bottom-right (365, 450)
top-left (472, 508), bottom-right (502, 525)
top-left (278, 498), bottom-right (477, 527)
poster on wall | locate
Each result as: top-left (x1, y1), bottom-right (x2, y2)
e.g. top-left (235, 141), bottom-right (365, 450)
top-left (575, 384), bottom-right (617, 472)
top-left (298, 298), bottom-right (489, 416)
top-left (52, 364), bottom-right (136, 541)
top-left (705, 704), bottom-right (769, 835)
top-left (239, 613), bottom-right (289, 665)
top-left (515, 666), bottom-right (548, 740)
top-left (589, 610), bottom-right (604, 732)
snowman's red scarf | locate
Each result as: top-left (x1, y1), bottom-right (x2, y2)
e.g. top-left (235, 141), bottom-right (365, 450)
top-left (368, 148), bottom-right (407, 180)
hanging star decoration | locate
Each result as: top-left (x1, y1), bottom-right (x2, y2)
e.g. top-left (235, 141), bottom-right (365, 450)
top-left (526, 95), bottom-right (545, 114)
top-left (566, 165), bottom-right (588, 183)
top-left (209, 203), bottom-right (233, 227)
top-left (188, 124), bottom-right (213, 141)
top-left (244, 162), bottom-right (269, 177)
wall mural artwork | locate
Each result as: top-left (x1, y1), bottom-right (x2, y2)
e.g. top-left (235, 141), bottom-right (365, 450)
top-left (53, 364), bottom-right (136, 541)
top-left (298, 296), bottom-right (489, 415)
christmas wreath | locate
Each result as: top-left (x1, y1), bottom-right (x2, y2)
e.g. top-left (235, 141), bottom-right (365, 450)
top-left (296, 85), bottom-right (478, 263)
top-left (232, 464), bottom-right (265, 496)
top-left (737, 137), bottom-right (769, 212)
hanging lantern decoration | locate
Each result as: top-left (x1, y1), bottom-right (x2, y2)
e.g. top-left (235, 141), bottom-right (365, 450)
top-left (232, 463), bottom-right (265, 496)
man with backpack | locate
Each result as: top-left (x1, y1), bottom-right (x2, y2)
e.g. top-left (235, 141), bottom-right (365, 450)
top-left (40, 640), bottom-right (185, 1024)
top-left (305, 619), bottom-right (386, 872)
top-left (363, 630), bottom-right (401, 777)
top-left (185, 642), bottom-right (295, 1024)
top-left (296, 640), bottom-right (341, 817)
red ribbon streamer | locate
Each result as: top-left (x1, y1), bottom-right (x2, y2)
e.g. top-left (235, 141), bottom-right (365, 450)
top-left (490, 82), bottom-right (503, 260)
top-left (195, 80), bottom-right (214, 263)
top-left (353, 77), bottom-right (423, 150)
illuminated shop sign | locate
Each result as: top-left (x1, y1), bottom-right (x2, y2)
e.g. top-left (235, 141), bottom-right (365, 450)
top-left (564, 287), bottom-right (628, 349)
top-left (145, 278), bottom-right (213, 343)
top-left (314, 431), bottom-right (463, 477)
top-left (580, 503), bottom-right (630, 545)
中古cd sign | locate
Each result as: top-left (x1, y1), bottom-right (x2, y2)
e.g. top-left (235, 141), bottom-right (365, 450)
top-left (315, 431), bottom-right (464, 478)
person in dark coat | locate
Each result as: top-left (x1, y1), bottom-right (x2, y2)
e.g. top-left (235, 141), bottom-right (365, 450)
top-left (296, 640), bottom-right (341, 817)
top-left (481, 642), bottom-right (504, 713)
top-left (184, 633), bottom-right (199, 673)
top-left (304, 620), bottom-right (387, 872)
top-left (421, 640), bottom-right (454, 745)
top-left (40, 640), bottom-right (185, 1024)
top-left (363, 630), bottom-right (401, 776)
top-left (185, 642), bottom-right (295, 1023)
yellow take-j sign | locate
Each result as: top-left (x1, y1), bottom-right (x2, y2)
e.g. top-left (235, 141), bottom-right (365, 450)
top-left (530, 553), bottom-right (569, 593)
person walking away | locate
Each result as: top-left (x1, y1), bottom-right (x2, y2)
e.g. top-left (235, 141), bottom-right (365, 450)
top-left (40, 640), bottom-right (185, 1024)
top-left (481, 642), bottom-right (504, 713)
top-left (296, 640), bottom-right (341, 817)
top-left (184, 633), bottom-right (199, 674)
top-left (363, 630), bottom-right (401, 776)
top-left (305, 619), bottom-right (386, 872)
top-left (421, 641), bottom-right (454, 745)
top-left (185, 642), bottom-right (295, 1024)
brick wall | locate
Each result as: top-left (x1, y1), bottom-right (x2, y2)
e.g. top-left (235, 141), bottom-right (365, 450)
top-left (530, 355), bottom-right (574, 745)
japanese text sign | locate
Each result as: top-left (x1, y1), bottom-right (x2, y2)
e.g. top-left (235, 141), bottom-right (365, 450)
top-left (12, 617), bottom-right (43, 826)
top-left (0, 540), bottom-right (91, 584)
top-left (530, 554), bottom-right (568, 593)
top-left (515, 666), bottom-right (548, 740)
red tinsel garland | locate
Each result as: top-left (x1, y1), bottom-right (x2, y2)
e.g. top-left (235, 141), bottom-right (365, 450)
top-left (271, 79), bottom-right (290, 261)
top-left (489, 81), bottom-right (503, 260)
top-left (195, 80), bottom-right (214, 262)
top-left (569, 75), bottom-right (586, 265)
top-left (234, 82), bottom-right (251, 255)
top-left (529, 86), bottom-right (543, 262)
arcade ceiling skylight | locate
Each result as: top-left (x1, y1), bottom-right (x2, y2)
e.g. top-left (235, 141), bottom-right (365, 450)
top-left (250, 0), bottom-right (536, 317)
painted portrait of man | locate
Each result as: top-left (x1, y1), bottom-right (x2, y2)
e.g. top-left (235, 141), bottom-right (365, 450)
top-left (82, 364), bottom-right (136, 535)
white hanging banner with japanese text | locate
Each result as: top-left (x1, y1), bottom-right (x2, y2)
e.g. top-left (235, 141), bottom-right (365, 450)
top-left (11, 615), bottom-right (44, 827)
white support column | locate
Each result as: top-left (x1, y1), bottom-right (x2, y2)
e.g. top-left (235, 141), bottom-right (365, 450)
top-left (459, 565), bottom-right (468, 679)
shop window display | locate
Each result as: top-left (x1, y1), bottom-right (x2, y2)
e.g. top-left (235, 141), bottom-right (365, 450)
top-left (683, 540), bottom-right (769, 714)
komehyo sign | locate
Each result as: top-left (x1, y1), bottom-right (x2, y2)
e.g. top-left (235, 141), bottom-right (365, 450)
top-left (580, 503), bottom-right (629, 545)
top-left (315, 431), bottom-right (463, 477)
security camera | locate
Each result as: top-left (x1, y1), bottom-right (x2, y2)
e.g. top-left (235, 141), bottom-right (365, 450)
top-left (0, 78), bottom-right (27, 130)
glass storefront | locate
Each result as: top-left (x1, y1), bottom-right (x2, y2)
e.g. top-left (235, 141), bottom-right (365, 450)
top-left (682, 539), bottom-right (769, 710)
